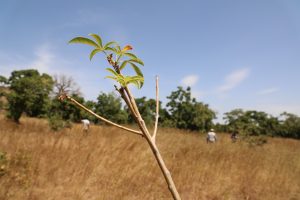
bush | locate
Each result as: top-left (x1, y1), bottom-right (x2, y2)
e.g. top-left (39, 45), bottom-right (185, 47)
top-left (48, 115), bottom-right (72, 131)
top-left (245, 135), bottom-right (268, 147)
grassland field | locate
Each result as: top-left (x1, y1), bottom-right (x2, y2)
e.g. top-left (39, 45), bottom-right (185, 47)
top-left (0, 115), bottom-right (300, 200)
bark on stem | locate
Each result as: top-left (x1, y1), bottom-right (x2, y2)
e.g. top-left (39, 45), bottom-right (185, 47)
top-left (123, 86), bottom-right (181, 200)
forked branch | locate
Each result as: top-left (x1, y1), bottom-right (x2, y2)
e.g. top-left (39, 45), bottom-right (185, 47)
top-left (58, 93), bottom-right (143, 136)
top-left (67, 34), bottom-right (181, 200)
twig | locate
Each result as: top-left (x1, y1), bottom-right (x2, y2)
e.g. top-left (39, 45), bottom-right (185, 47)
top-left (152, 76), bottom-right (159, 141)
top-left (58, 94), bottom-right (143, 136)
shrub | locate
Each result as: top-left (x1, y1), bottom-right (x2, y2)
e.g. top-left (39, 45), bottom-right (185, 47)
top-left (48, 115), bottom-right (72, 131)
top-left (245, 135), bottom-right (268, 147)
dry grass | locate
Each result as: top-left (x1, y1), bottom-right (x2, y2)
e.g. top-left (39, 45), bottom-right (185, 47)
top-left (0, 115), bottom-right (300, 200)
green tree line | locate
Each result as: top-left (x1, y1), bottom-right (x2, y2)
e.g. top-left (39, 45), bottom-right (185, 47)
top-left (0, 69), bottom-right (299, 139)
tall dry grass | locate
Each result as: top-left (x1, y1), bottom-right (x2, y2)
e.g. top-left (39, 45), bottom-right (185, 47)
top-left (0, 115), bottom-right (299, 200)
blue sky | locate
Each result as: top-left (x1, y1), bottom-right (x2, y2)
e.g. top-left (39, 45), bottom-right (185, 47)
top-left (1, 0), bottom-right (300, 122)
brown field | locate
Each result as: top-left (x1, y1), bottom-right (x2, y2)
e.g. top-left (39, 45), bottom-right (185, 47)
top-left (0, 115), bottom-right (300, 200)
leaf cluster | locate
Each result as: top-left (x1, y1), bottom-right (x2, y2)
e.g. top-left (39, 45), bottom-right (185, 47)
top-left (69, 34), bottom-right (144, 89)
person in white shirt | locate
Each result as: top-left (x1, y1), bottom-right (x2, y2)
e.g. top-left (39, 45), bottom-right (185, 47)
top-left (207, 129), bottom-right (217, 143)
top-left (81, 119), bottom-right (90, 132)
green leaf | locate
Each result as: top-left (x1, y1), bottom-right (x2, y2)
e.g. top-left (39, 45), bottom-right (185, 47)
top-left (114, 45), bottom-right (122, 54)
top-left (69, 37), bottom-right (99, 48)
top-left (105, 76), bottom-right (117, 80)
top-left (129, 63), bottom-right (144, 78)
top-left (120, 61), bottom-right (128, 70)
top-left (124, 75), bottom-right (144, 89)
top-left (105, 68), bottom-right (118, 76)
top-left (124, 52), bottom-right (137, 59)
top-left (105, 47), bottom-right (116, 52)
top-left (88, 34), bottom-right (103, 47)
top-left (129, 80), bottom-right (141, 88)
top-left (104, 41), bottom-right (117, 49)
top-left (89, 48), bottom-right (103, 60)
top-left (128, 58), bottom-right (144, 66)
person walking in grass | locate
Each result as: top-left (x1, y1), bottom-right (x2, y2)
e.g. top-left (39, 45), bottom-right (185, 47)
top-left (81, 119), bottom-right (90, 132)
top-left (207, 128), bottom-right (217, 143)
top-left (230, 131), bottom-right (239, 143)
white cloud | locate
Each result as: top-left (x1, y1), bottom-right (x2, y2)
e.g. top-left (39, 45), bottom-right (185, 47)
top-left (191, 90), bottom-right (205, 100)
top-left (218, 68), bottom-right (250, 92)
top-left (257, 87), bottom-right (279, 95)
top-left (30, 44), bottom-right (55, 73)
top-left (181, 75), bottom-right (199, 87)
top-left (0, 44), bottom-right (56, 77)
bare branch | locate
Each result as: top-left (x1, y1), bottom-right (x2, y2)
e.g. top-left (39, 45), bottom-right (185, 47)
top-left (52, 74), bottom-right (81, 98)
top-left (58, 94), bottom-right (143, 136)
top-left (152, 76), bottom-right (160, 141)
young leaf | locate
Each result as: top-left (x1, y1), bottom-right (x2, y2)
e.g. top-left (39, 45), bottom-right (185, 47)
top-left (129, 63), bottom-right (144, 78)
top-left (104, 41), bottom-right (117, 49)
top-left (105, 75), bottom-right (117, 80)
top-left (129, 58), bottom-right (144, 66)
top-left (105, 47), bottom-right (117, 53)
top-left (126, 75), bottom-right (144, 89)
top-left (122, 45), bottom-right (133, 52)
top-left (69, 37), bottom-right (99, 48)
top-left (105, 68), bottom-right (118, 76)
top-left (88, 33), bottom-right (103, 47)
top-left (90, 48), bottom-right (103, 60)
top-left (120, 61), bottom-right (128, 70)
top-left (124, 52), bottom-right (137, 59)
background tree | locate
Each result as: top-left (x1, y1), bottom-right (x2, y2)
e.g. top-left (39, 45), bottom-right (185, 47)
top-left (94, 92), bottom-right (128, 124)
top-left (223, 109), bottom-right (284, 138)
top-left (49, 93), bottom-right (85, 122)
top-left (0, 75), bottom-right (8, 87)
top-left (0, 75), bottom-right (8, 110)
top-left (277, 112), bottom-right (300, 139)
top-left (66, 33), bottom-right (181, 199)
top-left (166, 86), bottom-right (215, 132)
top-left (6, 69), bottom-right (53, 122)
top-left (52, 74), bottom-right (81, 97)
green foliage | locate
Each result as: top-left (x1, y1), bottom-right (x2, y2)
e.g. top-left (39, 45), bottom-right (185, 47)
top-left (81, 100), bottom-right (97, 122)
top-left (277, 112), bottom-right (300, 139)
top-left (6, 69), bottom-right (54, 122)
top-left (48, 114), bottom-right (72, 131)
top-left (245, 135), bottom-right (268, 147)
top-left (224, 109), bottom-right (273, 136)
top-left (94, 92), bottom-right (128, 124)
top-left (0, 75), bottom-right (8, 86)
top-left (69, 33), bottom-right (144, 89)
top-left (166, 86), bottom-right (216, 132)
top-left (49, 94), bottom-right (85, 122)
top-left (126, 97), bottom-right (160, 125)
top-left (223, 109), bottom-right (300, 139)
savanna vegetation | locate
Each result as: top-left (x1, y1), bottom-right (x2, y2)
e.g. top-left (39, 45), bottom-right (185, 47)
top-left (0, 33), bottom-right (300, 199)
top-left (0, 69), bottom-right (300, 139)
top-left (0, 115), bottom-right (300, 200)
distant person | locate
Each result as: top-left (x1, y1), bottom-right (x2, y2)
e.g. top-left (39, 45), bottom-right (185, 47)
top-left (207, 129), bottom-right (217, 143)
top-left (81, 119), bottom-right (90, 132)
top-left (231, 131), bottom-right (239, 143)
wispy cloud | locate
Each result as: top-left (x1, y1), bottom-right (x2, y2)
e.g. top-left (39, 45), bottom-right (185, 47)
top-left (181, 75), bottom-right (199, 87)
top-left (191, 90), bottom-right (205, 100)
top-left (0, 44), bottom-right (56, 77)
top-left (218, 68), bottom-right (250, 93)
top-left (257, 87), bottom-right (279, 95)
top-left (30, 44), bottom-right (55, 73)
